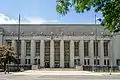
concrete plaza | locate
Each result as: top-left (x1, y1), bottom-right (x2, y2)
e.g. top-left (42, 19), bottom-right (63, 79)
top-left (0, 70), bottom-right (120, 80)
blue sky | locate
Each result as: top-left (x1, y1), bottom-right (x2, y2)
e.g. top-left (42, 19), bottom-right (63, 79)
top-left (0, 0), bottom-right (102, 24)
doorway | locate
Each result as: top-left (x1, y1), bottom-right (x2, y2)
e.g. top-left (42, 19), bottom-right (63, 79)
top-left (44, 62), bottom-right (50, 68)
top-left (54, 62), bottom-right (60, 68)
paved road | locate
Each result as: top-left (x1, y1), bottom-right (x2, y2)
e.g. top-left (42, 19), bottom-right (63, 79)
top-left (0, 73), bottom-right (120, 80)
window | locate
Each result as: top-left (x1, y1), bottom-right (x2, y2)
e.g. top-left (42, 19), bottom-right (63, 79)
top-left (36, 41), bottom-right (40, 56)
top-left (54, 41), bottom-right (60, 61)
top-left (38, 59), bottom-right (40, 64)
top-left (104, 59), bottom-right (110, 65)
top-left (28, 59), bottom-right (31, 64)
top-left (94, 59), bottom-right (99, 65)
top-left (88, 59), bottom-right (90, 65)
top-left (84, 59), bottom-right (90, 65)
top-left (74, 41), bottom-right (79, 56)
top-left (94, 40), bottom-right (99, 57)
top-left (34, 59), bottom-right (37, 65)
top-left (44, 41), bottom-right (50, 61)
top-left (6, 40), bottom-right (12, 46)
top-left (107, 59), bottom-right (110, 65)
top-left (64, 41), bottom-right (70, 61)
top-left (84, 59), bottom-right (86, 65)
top-left (84, 41), bottom-right (89, 57)
top-left (104, 41), bottom-right (109, 57)
top-left (104, 59), bottom-right (106, 65)
top-left (74, 59), bottom-right (80, 65)
top-left (26, 41), bottom-right (31, 56)
top-left (25, 59), bottom-right (27, 64)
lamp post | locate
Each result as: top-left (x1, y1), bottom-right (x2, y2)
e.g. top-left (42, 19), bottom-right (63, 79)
top-left (17, 14), bottom-right (21, 71)
top-left (94, 14), bottom-right (98, 72)
top-left (110, 32), bottom-right (114, 75)
top-left (94, 14), bottom-right (102, 71)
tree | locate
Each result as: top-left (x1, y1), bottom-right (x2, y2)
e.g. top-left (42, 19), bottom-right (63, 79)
top-left (56, 0), bottom-right (120, 33)
top-left (0, 45), bottom-right (17, 74)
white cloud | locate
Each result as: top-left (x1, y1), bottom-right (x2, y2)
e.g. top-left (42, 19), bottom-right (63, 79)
top-left (25, 18), bottom-right (58, 24)
top-left (0, 13), bottom-right (58, 24)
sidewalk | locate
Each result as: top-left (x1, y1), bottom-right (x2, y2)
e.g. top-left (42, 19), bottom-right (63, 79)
top-left (12, 70), bottom-right (120, 76)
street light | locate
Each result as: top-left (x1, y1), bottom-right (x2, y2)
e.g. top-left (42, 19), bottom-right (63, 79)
top-left (17, 14), bottom-right (21, 71)
top-left (94, 14), bottom-right (98, 72)
top-left (110, 32), bottom-right (114, 75)
top-left (94, 14), bottom-right (102, 71)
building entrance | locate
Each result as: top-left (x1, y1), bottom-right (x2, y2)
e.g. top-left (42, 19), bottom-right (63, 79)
top-left (64, 63), bottom-right (70, 68)
top-left (44, 62), bottom-right (50, 68)
top-left (54, 62), bottom-right (60, 68)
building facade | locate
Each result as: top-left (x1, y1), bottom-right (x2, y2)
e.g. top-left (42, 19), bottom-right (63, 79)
top-left (0, 24), bottom-right (120, 68)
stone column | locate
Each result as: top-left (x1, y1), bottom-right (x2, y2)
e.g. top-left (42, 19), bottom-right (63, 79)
top-left (100, 40), bottom-right (104, 66)
top-left (0, 32), bottom-right (3, 45)
top-left (12, 40), bottom-right (17, 52)
top-left (89, 40), bottom-right (94, 66)
top-left (31, 40), bottom-right (35, 65)
top-left (40, 40), bottom-right (45, 67)
top-left (50, 40), bottom-right (54, 68)
top-left (80, 40), bottom-right (84, 66)
top-left (70, 40), bottom-right (74, 67)
top-left (60, 40), bottom-right (64, 68)
top-left (21, 40), bottom-right (25, 65)
top-left (11, 40), bottom-right (16, 64)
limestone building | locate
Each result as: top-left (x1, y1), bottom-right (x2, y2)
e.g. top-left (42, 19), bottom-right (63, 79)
top-left (0, 24), bottom-right (120, 68)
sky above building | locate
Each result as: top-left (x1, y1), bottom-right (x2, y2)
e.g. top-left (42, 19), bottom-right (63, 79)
top-left (0, 0), bottom-right (102, 24)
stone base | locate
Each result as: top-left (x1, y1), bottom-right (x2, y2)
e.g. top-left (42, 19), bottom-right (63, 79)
top-left (76, 66), bottom-right (83, 71)
top-left (32, 65), bottom-right (38, 70)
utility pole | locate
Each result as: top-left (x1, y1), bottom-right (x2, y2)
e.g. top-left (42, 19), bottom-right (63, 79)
top-left (17, 14), bottom-right (21, 71)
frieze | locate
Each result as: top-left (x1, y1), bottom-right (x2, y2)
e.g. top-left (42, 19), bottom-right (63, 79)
top-left (4, 32), bottom-right (113, 38)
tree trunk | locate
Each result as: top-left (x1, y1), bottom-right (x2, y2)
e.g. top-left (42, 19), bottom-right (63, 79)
top-left (4, 62), bottom-right (6, 74)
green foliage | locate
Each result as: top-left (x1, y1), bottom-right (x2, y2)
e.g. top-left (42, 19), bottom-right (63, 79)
top-left (56, 0), bottom-right (120, 33)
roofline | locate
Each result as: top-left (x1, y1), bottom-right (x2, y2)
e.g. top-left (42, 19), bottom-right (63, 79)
top-left (0, 24), bottom-right (101, 26)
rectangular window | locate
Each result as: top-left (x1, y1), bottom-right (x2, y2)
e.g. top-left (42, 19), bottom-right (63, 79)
top-left (75, 59), bottom-right (80, 65)
top-left (38, 59), bottom-right (40, 64)
top-left (104, 59), bottom-right (106, 65)
top-left (36, 41), bottom-right (40, 56)
top-left (44, 41), bottom-right (50, 61)
top-left (34, 59), bottom-right (37, 65)
top-left (28, 59), bottom-right (31, 64)
top-left (26, 41), bottom-right (31, 56)
top-left (104, 41), bottom-right (109, 57)
top-left (94, 59), bottom-right (99, 65)
top-left (84, 59), bottom-right (86, 65)
top-left (84, 59), bottom-right (90, 65)
top-left (64, 41), bottom-right (70, 62)
top-left (25, 59), bottom-right (27, 64)
top-left (84, 41), bottom-right (89, 57)
top-left (6, 40), bottom-right (12, 46)
top-left (107, 59), bottom-right (110, 65)
top-left (94, 40), bottom-right (99, 57)
top-left (94, 59), bottom-right (96, 65)
top-left (97, 59), bottom-right (99, 65)
top-left (88, 59), bottom-right (90, 65)
top-left (104, 59), bottom-right (110, 65)
top-left (74, 41), bottom-right (79, 56)
top-left (54, 41), bottom-right (60, 61)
